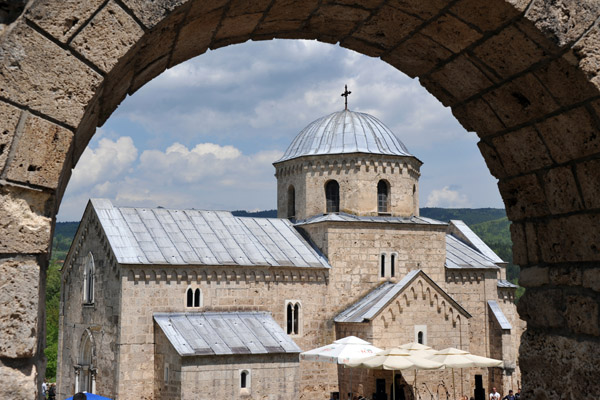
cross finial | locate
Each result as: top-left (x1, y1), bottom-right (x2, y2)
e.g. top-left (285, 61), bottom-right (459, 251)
top-left (341, 85), bottom-right (351, 111)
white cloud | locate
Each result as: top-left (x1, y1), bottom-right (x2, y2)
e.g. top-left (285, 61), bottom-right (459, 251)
top-left (69, 137), bottom-right (137, 190)
top-left (426, 186), bottom-right (471, 208)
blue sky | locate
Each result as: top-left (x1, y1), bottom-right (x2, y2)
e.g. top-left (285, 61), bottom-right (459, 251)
top-left (56, 39), bottom-right (503, 221)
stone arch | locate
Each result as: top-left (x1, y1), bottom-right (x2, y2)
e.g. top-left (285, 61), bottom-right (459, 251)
top-left (1, 0), bottom-right (600, 396)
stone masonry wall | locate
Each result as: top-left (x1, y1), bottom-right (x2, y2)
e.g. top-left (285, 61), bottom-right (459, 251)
top-left (57, 209), bottom-right (121, 400)
top-left (118, 265), bottom-right (335, 399)
top-left (275, 153), bottom-right (421, 220)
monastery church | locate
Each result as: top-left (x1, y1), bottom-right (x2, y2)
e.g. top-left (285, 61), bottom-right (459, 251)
top-left (57, 100), bottom-right (523, 399)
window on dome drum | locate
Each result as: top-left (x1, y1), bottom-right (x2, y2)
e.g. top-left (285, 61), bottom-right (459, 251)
top-left (325, 180), bottom-right (339, 213)
top-left (286, 301), bottom-right (301, 335)
top-left (378, 180), bottom-right (389, 213)
top-left (287, 185), bottom-right (295, 219)
top-left (82, 253), bottom-right (95, 304)
top-left (186, 288), bottom-right (201, 308)
top-left (380, 254), bottom-right (386, 278)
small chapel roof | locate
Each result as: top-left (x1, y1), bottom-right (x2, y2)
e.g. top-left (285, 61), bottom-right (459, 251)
top-left (154, 312), bottom-right (301, 356)
top-left (90, 199), bottom-right (330, 268)
top-left (334, 269), bottom-right (471, 323)
top-left (445, 234), bottom-right (501, 270)
top-left (275, 110), bottom-right (415, 163)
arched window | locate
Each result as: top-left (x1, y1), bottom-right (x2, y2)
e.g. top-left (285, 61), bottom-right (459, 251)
top-left (286, 301), bottom-right (301, 335)
top-left (194, 288), bottom-right (201, 307)
top-left (417, 331), bottom-right (424, 344)
top-left (82, 253), bottom-right (95, 304)
top-left (77, 330), bottom-right (95, 394)
top-left (240, 370), bottom-right (249, 388)
top-left (186, 288), bottom-right (202, 308)
top-left (186, 288), bottom-right (193, 307)
top-left (378, 180), bottom-right (389, 213)
top-left (380, 254), bottom-right (386, 278)
top-left (287, 185), bottom-right (295, 219)
top-left (391, 254), bottom-right (396, 277)
top-left (325, 180), bottom-right (339, 213)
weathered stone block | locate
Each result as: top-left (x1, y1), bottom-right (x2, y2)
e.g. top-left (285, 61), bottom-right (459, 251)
top-left (566, 294), bottom-right (599, 336)
top-left (498, 174), bottom-right (549, 220)
top-left (519, 266), bottom-right (549, 288)
top-left (517, 289), bottom-right (565, 329)
top-left (120, 0), bottom-right (187, 29)
top-left (213, 13), bottom-right (263, 45)
top-left (0, 23), bottom-right (101, 128)
top-left (392, 0), bottom-right (451, 20)
top-left (420, 14), bottom-right (481, 54)
top-left (306, 5), bottom-right (370, 40)
top-left (451, 98), bottom-right (506, 137)
top-left (0, 101), bottom-right (22, 174)
top-left (582, 268), bottom-right (600, 292)
top-left (535, 106), bottom-right (600, 164)
top-left (339, 37), bottom-right (385, 58)
top-left (25, 0), bottom-right (105, 43)
top-left (0, 362), bottom-right (38, 399)
top-left (491, 126), bottom-right (553, 177)
top-left (0, 257), bottom-right (40, 358)
top-left (473, 25), bottom-right (547, 78)
top-left (6, 113), bottom-right (73, 189)
top-left (449, 0), bottom-right (526, 33)
top-left (254, 0), bottom-right (317, 37)
top-left (542, 166), bottom-right (583, 214)
top-left (428, 55), bottom-right (494, 104)
top-left (0, 185), bottom-right (52, 254)
top-left (526, 0), bottom-right (600, 47)
top-left (536, 214), bottom-right (600, 263)
top-left (509, 222), bottom-right (527, 266)
top-left (71, 1), bottom-right (145, 74)
top-left (477, 140), bottom-right (506, 179)
top-left (483, 73), bottom-right (559, 128)
top-left (381, 33), bottom-right (452, 78)
top-left (575, 159), bottom-right (600, 209)
top-left (534, 55), bottom-right (599, 106)
top-left (520, 329), bottom-right (600, 398)
top-left (353, 5), bottom-right (421, 49)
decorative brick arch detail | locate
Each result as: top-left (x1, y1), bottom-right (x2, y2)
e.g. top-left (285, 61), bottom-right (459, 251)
top-left (1, 0), bottom-right (600, 397)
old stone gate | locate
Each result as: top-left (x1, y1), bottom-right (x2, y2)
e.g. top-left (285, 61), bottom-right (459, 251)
top-left (1, 0), bottom-right (599, 398)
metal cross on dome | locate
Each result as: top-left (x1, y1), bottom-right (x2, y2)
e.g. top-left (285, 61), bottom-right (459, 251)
top-left (341, 85), bottom-right (351, 110)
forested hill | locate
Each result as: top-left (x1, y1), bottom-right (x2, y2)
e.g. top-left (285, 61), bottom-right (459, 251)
top-left (420, 207), bottom-right (506, 226)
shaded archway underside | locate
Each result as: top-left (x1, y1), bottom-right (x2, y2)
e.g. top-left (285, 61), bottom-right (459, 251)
top-left (1, 0), bottom-right (600, 397)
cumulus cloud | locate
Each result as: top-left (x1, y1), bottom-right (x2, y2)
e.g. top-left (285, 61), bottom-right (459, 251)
top-left (69, 137), bottom-right (137, 190)
top-left (426, 186), bottom-right (471, 208)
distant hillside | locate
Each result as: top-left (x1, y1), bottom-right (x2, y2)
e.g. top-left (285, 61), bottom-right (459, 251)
top-left (420, 207), bottom-right (506, 226)
top-left (231, 209), bottom-right (277, 218)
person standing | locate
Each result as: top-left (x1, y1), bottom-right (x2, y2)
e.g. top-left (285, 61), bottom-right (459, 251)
top-left (41, 380), bottom-right (47, 399)
top-left (489, 387), bottom-right (501, 400)
top-left (502, 390), bottom-right (516, 400)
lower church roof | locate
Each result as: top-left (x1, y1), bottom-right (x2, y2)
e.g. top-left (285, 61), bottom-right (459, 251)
top-left (154, 312), bottom-right (301, 356)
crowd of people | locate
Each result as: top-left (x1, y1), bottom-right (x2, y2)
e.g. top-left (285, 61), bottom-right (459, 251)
top-left (459, 387), bottom-right (521, 400)
top-left (41, 380), bottom-right (56, 400)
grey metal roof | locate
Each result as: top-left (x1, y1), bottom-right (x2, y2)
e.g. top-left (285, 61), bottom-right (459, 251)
top-left (276, 110), bottom-right (414, 163)
top-left (448, 220), bottom-right (505, 264)
top-left (154, 312), bottom-right (301, 356)
top-left (445, 234), bottom-right (500, 270)
top-left (497, 279), bottom-right (518, 289)
top-left (487, 300), bottom-right (512, 330)
top-left (294, 212), bottom-right (446, 227)
top-left (335, 270), bottom-right (471, 323)
top-left (90, 199), bottom-right (330, 268)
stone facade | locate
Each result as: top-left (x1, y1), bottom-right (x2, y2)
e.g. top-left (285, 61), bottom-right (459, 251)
top-left (275, 154), bottom-right (421, 220)
top-left (4, 1), bottom-right (600, 398)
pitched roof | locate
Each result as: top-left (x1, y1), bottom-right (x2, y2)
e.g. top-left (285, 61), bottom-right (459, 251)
top-left (487, 300), bottom-right (512, 330)
top-left (334, 270), bottom-right (471, 323)
top-left (294, 212), bottom-right (446, 227)
top-left (448, 220), bottom-right (505, 264)
top-left (445, 234), bottom-right (500, 270)
top-left (90, 199), bottom-right (330, 268)
top-left (154, 312), bottom-right (301, 356)
top-left (497, 279), bottom-right (518, 289)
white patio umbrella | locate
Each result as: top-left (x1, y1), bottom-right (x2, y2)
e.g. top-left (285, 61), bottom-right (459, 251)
top-left (423, 348), bottom-right (503, 400)
top-left (347, 347), bottom-right (443, 400)
top-left (300, 336), bottom-right (382, 398)
top-left (397, 342), bottom-right (438, 398)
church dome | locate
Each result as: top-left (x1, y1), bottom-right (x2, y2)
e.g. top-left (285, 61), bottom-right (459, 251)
top-left (277, 110), bottom-right (413, 163)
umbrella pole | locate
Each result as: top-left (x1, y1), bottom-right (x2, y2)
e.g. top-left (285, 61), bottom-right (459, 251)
top-left (350, 367), bottom-right (353, 400)
top-left (452, 368), bottom-right (456, 400)
top-left (393, 370), bottom-right (396, 400)
top-left (414, 370), bottom-right (417, 400)
top-left (460, 369), bottom-right (463, 399)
